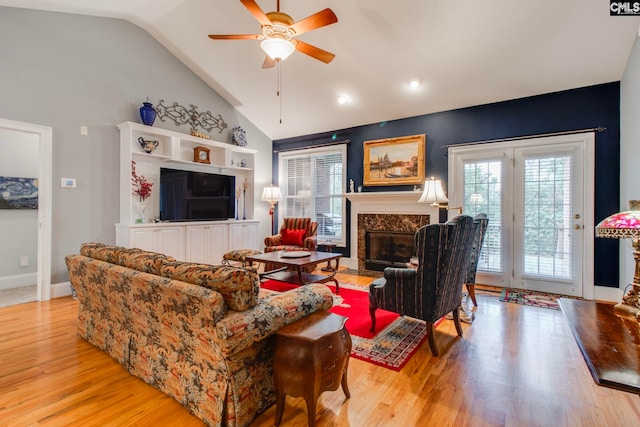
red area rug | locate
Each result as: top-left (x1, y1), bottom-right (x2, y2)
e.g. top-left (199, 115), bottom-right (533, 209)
top-left (261, 280), bottom-right (429, 371)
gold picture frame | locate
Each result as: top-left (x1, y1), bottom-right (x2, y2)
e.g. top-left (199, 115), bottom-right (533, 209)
top-left (363, 134), bottom-right (425, 186)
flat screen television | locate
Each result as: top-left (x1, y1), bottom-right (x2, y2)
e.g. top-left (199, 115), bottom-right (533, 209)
top-left (159, 168), bottom-right (235, 221)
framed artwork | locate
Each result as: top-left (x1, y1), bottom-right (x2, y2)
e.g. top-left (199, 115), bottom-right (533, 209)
top-left (363, 134), bottom-right (425, 186)
top-left (0, 176), bottom-right (38, 209)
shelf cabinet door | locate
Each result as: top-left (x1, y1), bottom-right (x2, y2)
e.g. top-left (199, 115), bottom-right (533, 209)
top-left (157, 227), bottom-right (185, 260)
top-left (185, 224), bottom-right (229, 264)
top-left (128, 226), bottom-right (184, 261)
top-left (129, 228), bottom-right (157, 253)
top-left (229, 222), bottom-right (259, 251)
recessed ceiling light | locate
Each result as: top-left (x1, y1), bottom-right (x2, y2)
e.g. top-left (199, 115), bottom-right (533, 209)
top-left (408, 79), bottom-right (421, 89)
top-left (337, 95), bottom-right (351, 105)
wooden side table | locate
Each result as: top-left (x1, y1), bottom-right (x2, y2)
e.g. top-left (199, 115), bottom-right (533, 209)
top-left (273, 311), bottom-right (352, 427)
top-left (321, 242), bottom-right (337, 271)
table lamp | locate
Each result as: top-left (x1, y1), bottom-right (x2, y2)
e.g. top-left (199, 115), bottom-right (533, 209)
top-left (418, 177), bottom-right (462, 215)
top-left (595, 200), bottom-right (640, 320)
top-left (261, 184), bottom-right (283, 235)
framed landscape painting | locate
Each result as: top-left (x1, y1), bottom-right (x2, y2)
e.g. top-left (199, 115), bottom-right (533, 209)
top-left (363, 134), bottom-right (425, 186)
top-left (0, 176), bottom-right (38, 209)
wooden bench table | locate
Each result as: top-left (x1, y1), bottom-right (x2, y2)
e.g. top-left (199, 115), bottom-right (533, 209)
top-left (559, 298), bottom-right (640, 394)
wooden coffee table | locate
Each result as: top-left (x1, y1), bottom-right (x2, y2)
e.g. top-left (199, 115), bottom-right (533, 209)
top-left (246, 250), bottom-right (342, 292)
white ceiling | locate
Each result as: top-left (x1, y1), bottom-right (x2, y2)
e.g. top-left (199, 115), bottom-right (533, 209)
top-left (3, 0), bottom-right (639, 140)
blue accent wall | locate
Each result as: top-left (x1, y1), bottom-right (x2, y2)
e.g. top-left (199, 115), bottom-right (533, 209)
top-left (274, 82), bottom-right (620, 288)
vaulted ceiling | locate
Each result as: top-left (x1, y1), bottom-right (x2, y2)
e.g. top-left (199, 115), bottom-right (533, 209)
top-left (2, 0), bottom-right (639, 140)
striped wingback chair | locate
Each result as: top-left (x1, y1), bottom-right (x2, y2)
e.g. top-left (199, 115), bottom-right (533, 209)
top-left (264, 217), bottom-right (318, 252)
top-left (368, 215), bottom-right (477, 356)
top-left (465, 213), bottom-right (489, 306)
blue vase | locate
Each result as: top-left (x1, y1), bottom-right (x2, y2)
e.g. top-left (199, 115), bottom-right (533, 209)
top-left (139, 102), bottom-right (156, 126)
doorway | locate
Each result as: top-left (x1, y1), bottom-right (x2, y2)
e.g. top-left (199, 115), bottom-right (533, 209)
top-left (0, 118), bottom-right (52, 303)
top-left (449, 133), bottom-right (594, 298)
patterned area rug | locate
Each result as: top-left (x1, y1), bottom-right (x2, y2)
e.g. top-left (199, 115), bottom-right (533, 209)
top-left (339, 268), bottom-right (383, 278)
top-left (350, 317), bottom-right (428, 371)
top-left (500, 288), bottom-right (580, 310)
top-left (0, 285), bottom-right (37, 308)
top-left (261, 280), bottom-right (428, 371)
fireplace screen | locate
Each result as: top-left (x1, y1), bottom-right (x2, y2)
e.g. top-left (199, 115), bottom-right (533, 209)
top-left (365, 230), bottom-right (415, 271)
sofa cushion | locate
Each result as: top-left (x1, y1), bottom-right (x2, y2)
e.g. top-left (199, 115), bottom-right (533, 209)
top-left (118, 249), bottom-right (175, 275)
top-left (80, 242), bottom-right (176, 275)
top-left (80, 242), bottom-right (125, 264)
top-left (160, 262), bottom-right (260, 311)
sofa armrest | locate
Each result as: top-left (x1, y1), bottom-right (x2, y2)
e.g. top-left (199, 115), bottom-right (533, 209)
top-left (215, 283), bottom-right (333, 356)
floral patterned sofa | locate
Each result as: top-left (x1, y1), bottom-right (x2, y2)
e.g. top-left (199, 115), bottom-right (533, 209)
top-left (65, 242), bottom-right (333, 427)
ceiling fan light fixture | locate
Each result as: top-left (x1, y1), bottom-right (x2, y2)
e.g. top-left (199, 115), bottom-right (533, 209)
top-left (261, 37), bottom-right (295, 61)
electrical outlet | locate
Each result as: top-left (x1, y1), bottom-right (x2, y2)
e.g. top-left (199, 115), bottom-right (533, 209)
top-left (19, 256), bottom-right (29, 267)
top-left (80, 126), bottom-right (88, 135)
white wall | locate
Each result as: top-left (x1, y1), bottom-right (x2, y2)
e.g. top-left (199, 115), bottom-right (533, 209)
top-left (0, 7), bottom-right (272, 285)
top-left (620, 35), bottom-right (640, 288)
top-left (0, 128), bottom-right (39, 287)
top-left (620, 38), bottom-right (640, 289)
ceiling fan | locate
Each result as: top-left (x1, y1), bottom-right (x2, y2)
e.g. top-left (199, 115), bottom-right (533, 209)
top-left (208, 0), bottom-right (338, 69)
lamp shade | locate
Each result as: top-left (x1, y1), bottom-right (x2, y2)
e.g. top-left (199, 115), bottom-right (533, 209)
top-left (261, 185), bottom-right (283, 204)
top-left (260, 37), bottom-right (295, 61)
top-left (418, 177), bottom-right (449, 206)
top-left (595, 210), bottom-right (640, 239)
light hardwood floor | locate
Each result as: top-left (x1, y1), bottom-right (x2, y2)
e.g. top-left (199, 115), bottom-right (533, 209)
top-left (1, 272), bottom-right (639, 426)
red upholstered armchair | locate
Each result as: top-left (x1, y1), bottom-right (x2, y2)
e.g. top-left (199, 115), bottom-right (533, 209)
top-left (264, 218), bottom-right (318, 252)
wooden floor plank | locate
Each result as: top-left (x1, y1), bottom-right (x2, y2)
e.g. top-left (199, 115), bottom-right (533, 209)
top-left (1, 277), bottom-right (640, 426)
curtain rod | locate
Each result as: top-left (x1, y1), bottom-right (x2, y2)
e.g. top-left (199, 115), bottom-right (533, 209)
top-left (441, 126), bottom-right (606, 149)
top-left (273, 139), bottom-right (351, 153)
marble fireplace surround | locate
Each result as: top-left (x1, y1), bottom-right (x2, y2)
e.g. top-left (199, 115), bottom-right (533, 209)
top-left (359, 214), bottom-right (430, 271)
top-left (344, 192), bottom-right (440, 270)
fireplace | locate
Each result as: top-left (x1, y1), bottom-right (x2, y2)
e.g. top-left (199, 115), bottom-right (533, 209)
top-left (365, 230), bottom-right (415, 271)
top-left (357, 213), bottom-right (430, 273)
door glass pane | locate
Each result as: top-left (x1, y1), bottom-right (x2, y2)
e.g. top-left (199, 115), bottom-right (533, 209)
top-left (463, 160), bottom-right (502, 272)
top-left (522, 155), bottom-right (572, 279)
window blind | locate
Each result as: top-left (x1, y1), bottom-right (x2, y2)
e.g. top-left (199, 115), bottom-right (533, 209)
top-left (279, 145), bottom-right (346, 245)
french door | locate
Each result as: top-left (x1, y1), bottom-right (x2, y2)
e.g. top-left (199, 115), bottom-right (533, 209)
top-left (449, 133), bottom-right (594, 298)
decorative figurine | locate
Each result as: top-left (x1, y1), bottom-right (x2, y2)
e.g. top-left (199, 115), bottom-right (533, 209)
top-left (349, 179), bottom-right (354, 193)
top-left (138, 137), bottom-right (159, 154)
top-left (232, 126), bottom-right (247, 146)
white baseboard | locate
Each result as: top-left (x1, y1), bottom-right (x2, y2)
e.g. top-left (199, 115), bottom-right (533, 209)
top-left (593, 285), bottom-right (622, 303)
top-left (341, 257), bottom-right (358, 269)
top-left (51, 281), bottom-right (73, 299)
top-left (0, 273), bottom-right (37, 290)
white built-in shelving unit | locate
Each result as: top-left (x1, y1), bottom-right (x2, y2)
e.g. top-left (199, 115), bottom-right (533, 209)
top-left (115, 121), bottom-right (259, 263)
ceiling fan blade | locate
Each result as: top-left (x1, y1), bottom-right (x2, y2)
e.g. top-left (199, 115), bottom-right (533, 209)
top-left (289, 8), bottom-right (338, 35)
top-left (208, 34), bottom-right (261, 40)
top-left (295, 40), bottom-right (335, 64)
top-left (240, 0), bottom-right (272, 26)
top-left (262, 56), bottom-right (276, 69)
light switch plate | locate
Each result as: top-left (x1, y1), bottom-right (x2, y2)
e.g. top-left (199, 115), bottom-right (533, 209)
top-left (61, 178), bottom-right (76, 188)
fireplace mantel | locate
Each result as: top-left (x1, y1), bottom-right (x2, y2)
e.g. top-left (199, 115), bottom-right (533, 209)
top-left (344, 191), bottom-right (423, 204)
top-left (343, 191), bottom-right (440, 267)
